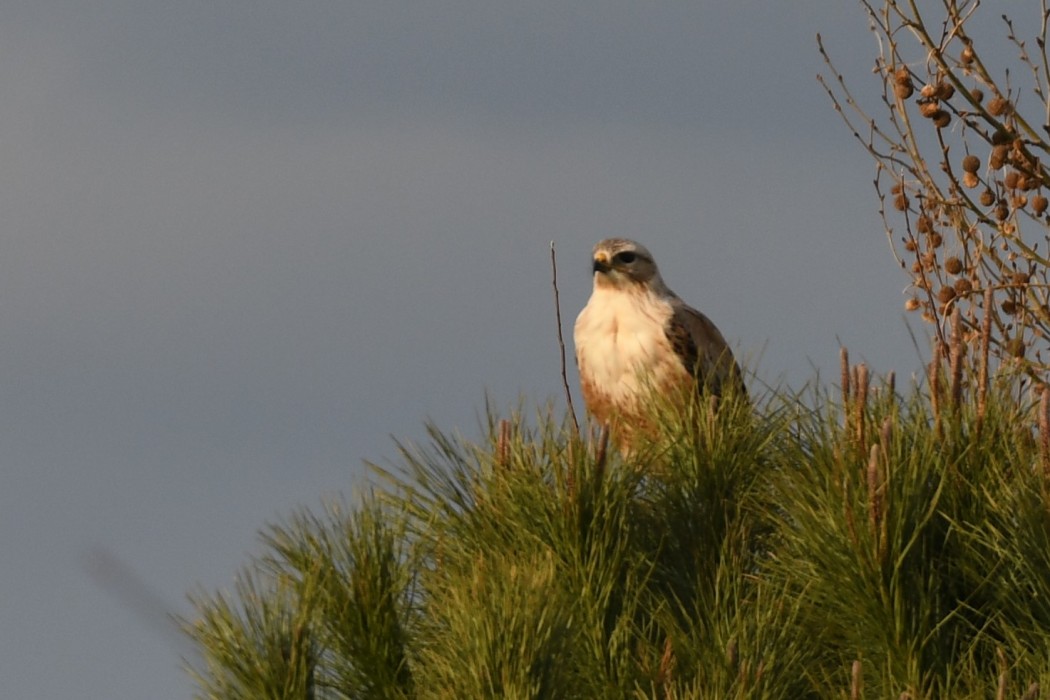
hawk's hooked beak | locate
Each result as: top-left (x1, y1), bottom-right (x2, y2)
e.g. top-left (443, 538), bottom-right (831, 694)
top-left (592, 253), bottom-right (611, 274)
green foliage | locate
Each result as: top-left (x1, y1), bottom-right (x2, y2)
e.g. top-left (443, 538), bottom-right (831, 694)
top-left (185, 379), bottom-right (1050, 699)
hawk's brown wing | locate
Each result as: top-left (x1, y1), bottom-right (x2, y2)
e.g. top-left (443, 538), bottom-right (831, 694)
top-left (666, 302), bottom-right (747, 400)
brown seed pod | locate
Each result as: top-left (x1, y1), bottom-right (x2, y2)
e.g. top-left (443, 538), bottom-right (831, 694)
top-left (919, 101), bottom-right (941, 118)
top-left (970, 88), bottom-right (984, 103)
top-left (991, 130), bottom-right (1013, 146)
top-left (1002, 299), bottom-right (1018, 315)
top-left (895, 82), bottom-right (914, 100)
top-left (990, 145), bottom-right (1008, 170)
top-left (1005, 171), bottom-right (1020, 189)
top-left (921, 83), bottom-right (937, 98)
top-left (961, 154), bottom-right (980, 173)
top-left (894, 66), bottom-right (911, 85)
top-left (1013, 271), bottom-right (1030, 285)
top-left (905, 297), bottom-right (921, 311)
top-left (1013, 195), bottom-right (1029, 209)
top-left (904, 238), bottom-right (918, 252)
top-left (936, 82), bottom-right (955, 101)
top-left (961, 45), bottom-right (975, 65)
top-left (945, 256), bottom-right (963, 274)
top-left (995, 204), bottom-right (1010, 220)
top-left (933, 110), bottom-right (951, 128)
top-left (962, 172), bottom-right (979, 189)
top-left (891, 183), bottom-right (903, 195)
top-left (988, 96), bottom-right (1010, 116)
top-left (916, 216), bottom-right (933, 234)
top-left (937, 286), bottom-right (957, 303)
top-left (929, 232), bottom-right (943, 248)
top-left (980, 189), bottom-right (996, 206)
top-left (954, 278), bottom-right (973, 294)
top-left (894, 193), bottom-right (909, 211)
top-left (1032, 195), bottom-right (1048, 214)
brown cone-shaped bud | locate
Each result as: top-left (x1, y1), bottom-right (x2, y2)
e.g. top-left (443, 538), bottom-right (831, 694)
top-left (962, 155), bottom-right (980, 173)
top-left (988, 96), bottom-right (1009, 116)
top-left (945, 256), bottom-right (963, 275)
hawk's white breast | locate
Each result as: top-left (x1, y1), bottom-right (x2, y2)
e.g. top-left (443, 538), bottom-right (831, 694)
top-left (574, 285), bottom-right (679, 405)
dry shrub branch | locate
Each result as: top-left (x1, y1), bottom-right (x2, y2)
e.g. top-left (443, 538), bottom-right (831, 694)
top-left (820, 0), bottom-right (1050, 382)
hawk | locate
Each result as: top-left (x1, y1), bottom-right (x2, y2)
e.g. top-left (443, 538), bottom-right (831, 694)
top-left (574, 238), bottom-right (746, 449)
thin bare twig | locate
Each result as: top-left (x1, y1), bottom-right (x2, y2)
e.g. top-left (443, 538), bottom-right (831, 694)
top-left (550, 241), bottom-right (580, 435)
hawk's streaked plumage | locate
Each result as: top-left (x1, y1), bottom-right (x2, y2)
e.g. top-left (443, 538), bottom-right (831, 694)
top-left (574, 238), bottom-right (745, 449)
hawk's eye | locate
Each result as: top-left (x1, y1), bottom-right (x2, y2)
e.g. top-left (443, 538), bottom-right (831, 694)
top-left (615, 251), bottom-right (637, 264)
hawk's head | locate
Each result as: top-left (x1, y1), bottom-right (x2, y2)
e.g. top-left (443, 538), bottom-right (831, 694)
top-left (591, 238), bottom-right (663, 290)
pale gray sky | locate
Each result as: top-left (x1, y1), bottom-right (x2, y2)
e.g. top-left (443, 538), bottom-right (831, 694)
top-left (1, 2), bottom-right (932, 696)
